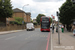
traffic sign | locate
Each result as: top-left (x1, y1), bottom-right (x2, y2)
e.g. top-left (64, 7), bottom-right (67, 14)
top-left (51, 15), bottom-right (55, 19)
top-left (57, 11), bottom-right (59, 16)
top-left (52, 16), bottom-right (55, 19)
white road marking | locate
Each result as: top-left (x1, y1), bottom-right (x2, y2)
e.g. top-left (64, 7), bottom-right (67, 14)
top-left (5, 36), bottom-right (16, 40)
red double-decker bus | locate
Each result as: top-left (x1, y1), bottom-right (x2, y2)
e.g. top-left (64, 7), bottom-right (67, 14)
top-left (40, 16), bottom-right (50, 32)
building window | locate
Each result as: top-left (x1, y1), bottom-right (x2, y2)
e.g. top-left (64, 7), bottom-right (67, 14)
top-left (24, 17), bottom-right (26, 20)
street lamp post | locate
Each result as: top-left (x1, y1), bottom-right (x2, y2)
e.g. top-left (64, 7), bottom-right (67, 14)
top-left (22, 4), bottom-right (29, 29)
top-left (22, 4), bottom-right (29, 11)
top-left (22, 4), bottom-right (29, 21)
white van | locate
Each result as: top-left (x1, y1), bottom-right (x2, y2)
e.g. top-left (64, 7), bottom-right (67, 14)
top-left (26, 23), bottom-right (35, 31)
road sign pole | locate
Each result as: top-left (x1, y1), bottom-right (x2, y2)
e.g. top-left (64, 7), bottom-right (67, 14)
top-left (22, 21), bottom-right (24, 30)
top-left (51, 15), bottom-right (54, 34)
top-left (58, 16), bottom-right (60, 44)
top-left (52, 18), bottom-right (53, 34)
top-left (57, 11), bottom-right (60, 44)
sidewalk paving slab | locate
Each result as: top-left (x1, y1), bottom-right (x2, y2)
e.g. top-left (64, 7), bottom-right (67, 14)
top-left (52, 28), bottom-right (75, 50)
top-left (0, 30), bottom-right (25, 35)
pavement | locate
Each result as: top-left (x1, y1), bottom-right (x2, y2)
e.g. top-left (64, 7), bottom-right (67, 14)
top-left (0, 30), bottom-right (24, 35)
top-left (52, 28), bottom-right (75, 50)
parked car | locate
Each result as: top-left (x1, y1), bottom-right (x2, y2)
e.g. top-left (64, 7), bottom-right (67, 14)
top-left (26, 23), bottom-right (35, 31)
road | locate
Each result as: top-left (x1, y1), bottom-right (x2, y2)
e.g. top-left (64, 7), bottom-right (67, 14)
top-left (0, 28), bottom-right (51, 50)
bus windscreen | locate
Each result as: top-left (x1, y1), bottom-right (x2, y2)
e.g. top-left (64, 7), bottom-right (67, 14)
top-left (41, 18), bottom-right (50, 29)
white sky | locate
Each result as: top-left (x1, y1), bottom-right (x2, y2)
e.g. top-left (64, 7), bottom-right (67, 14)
top-left (11, 0), bottom-right (66, 21)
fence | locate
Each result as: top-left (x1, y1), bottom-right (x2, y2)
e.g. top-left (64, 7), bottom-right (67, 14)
top-left (0, 24), bottom-right (40, 31)
top-left (0, 24), bottom-right (26, 31)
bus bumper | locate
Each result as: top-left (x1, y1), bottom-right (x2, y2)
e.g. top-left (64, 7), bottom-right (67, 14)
top-left (41, 29), bottom-right (50, 32)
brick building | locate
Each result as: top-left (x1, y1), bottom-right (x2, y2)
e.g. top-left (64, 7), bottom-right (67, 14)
top-left (6, 8), bottom-right (31, 24)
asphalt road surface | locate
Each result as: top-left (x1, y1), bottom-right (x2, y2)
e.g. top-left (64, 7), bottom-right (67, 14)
top-left (0, 28), bottom-right (51, 50)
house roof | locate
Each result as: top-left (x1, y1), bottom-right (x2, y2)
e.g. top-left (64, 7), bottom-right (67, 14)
top-left (26, 12), bottom-right (31, 15)
top-left (13, 8), bottom-right (25, 13)
top-left (13, 8), bottom-right (31, 16)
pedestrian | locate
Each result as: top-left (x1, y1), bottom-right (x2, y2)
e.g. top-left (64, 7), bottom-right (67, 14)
top-left (52, 25), bottom-right (55, 33)
top-left (72, 24), bottom-right (75, 36)
top-left (69, 25), bottom-right (72, 32)
top-left (56, 24), bottom-right (58, 32)
top-left (61, 25), bottom-right (64, 33)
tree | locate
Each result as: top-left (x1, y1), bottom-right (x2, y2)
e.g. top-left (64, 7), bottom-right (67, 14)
top-left (14, 17), bottom-right (23, 24)
top-left (31, 20), bottom-right (33, 23)
top-left (33, 22), bottom-right (37, 25)
top-left (30, 17), bottom-right (33, 22)
top-left (50, 17), bottom-right (52, 23)
top-left (0, 0), bottom-right (13, 18)
top-left (59, 0), bottom-right (75, 31)
top-left (36, 14), bottom-right (45, 24)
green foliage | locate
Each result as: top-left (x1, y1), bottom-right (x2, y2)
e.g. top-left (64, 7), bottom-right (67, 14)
top-left (30, 17), bottom-right (32, 21)
top-left (33, 22), bottom-right (37, 25)
top-left (30, 18), bottom-right (33, 23)
top-left (36, 14), bottom-right (45, 24)
top-left (9, 21), bottom-right (16, 24)
top-left (0, 0), bottom-right (13, 18)
top-left (14, 17), bottom-right (24, 24)
top-left (31, 20), bottom-right (33, 23)
top-left (50, 17), bottom-right (52, 23)
top-left (9, 21), bottom-right (25, 25)
top-left (59, 0), bottom-right (75, 25)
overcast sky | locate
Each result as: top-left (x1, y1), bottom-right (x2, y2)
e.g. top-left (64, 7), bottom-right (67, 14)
top-left (11, 0), bottom-right (66, 21)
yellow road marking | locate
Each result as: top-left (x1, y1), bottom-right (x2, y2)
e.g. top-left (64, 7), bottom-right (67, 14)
top-left (25, 38), bottom-right (27, 40)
